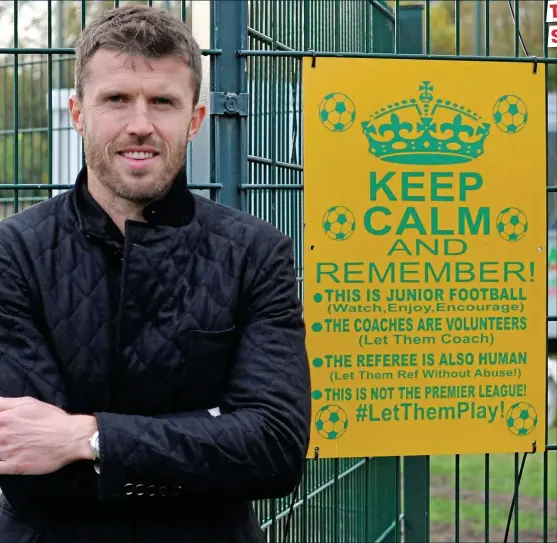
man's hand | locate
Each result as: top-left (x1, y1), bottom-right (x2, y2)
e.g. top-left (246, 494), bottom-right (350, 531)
top-left (0, 396), bottom-right (97, 475)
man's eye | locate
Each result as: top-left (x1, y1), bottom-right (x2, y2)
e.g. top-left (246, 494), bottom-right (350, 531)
top-left (154, 97), bottom-right (171, 105)
top-left (108, 95), bottom-right (124, 102)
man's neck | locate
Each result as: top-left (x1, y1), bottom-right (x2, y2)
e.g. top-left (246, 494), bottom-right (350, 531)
top-left (87, 177), bottom-right (146, 235)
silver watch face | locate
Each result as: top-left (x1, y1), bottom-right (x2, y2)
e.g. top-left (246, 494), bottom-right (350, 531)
top-left (90, 431), bottom-right (100, 459)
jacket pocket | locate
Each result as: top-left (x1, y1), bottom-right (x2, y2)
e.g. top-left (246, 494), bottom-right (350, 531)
top-left (184, 326), bottom-right (236, 407)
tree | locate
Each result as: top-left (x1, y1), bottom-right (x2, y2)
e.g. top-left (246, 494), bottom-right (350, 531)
top-left (387, 1), bottom-right (556, 88)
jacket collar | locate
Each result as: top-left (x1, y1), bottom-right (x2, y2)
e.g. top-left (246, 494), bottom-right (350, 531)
top-left (73, 165), bottom-right (195, 241)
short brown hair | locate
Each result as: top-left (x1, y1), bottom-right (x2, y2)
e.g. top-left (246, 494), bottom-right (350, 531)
top-left (74, 4), bottom-right (202, 103)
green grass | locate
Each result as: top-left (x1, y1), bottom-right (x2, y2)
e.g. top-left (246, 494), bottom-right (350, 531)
top-left (429, 427), bottom-right (557, 542)
top-left (430, 495), bottom-right (552, 539)
top-left (430, 427), bottom-right (557, 499)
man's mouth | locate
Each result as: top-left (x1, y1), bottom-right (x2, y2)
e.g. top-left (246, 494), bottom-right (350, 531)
top-left (118, 151), bottom-right (160, 168)
top-left (119, 151), bottom-right (158, 160)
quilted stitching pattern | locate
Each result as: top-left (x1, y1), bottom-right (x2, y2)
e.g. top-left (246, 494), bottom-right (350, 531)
top-left (0, 174), bottom-right (311, 542)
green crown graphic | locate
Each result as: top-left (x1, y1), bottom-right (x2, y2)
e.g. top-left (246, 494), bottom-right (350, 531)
top-left (361, 81), bottom-right (491, 165)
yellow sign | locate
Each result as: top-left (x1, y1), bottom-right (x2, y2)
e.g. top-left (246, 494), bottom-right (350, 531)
top-left (303, 58), bottom-right (547, 458)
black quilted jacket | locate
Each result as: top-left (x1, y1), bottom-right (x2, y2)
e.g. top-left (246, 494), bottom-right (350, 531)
top-left (0, 167), bottom-right (311, 543)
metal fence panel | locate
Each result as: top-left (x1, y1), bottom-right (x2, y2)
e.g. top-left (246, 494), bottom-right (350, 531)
top-left (237, 3), bottom-right (406, 541)
top-left (217, 1), bottom-right (557, 542)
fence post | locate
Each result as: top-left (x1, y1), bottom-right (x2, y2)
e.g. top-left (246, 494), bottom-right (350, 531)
top-left (368, 5), bottom-right (399, 541)
top-left (396, 6), bottom-right (430, 542)
top-left (370, 457), bottom-right (401, 543)
top-left (398, 4), bottom-right (424, 55)
top-left (210, 0), bottom-right (248, 210)
top-left (371, 1), bottom-right (395, 54)
top-left (403, 456), bottom-right (431, 543)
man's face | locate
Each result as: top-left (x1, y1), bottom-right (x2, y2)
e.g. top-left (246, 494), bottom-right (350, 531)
top-left (69, 49), bottom-right (205, 203)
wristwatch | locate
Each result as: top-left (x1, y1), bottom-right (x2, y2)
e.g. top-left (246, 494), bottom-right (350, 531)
top-left (89, 431), bottom-right (101, 474)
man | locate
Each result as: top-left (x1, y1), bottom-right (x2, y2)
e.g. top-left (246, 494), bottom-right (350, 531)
top-left (0, 4), bottom-right (311, 542)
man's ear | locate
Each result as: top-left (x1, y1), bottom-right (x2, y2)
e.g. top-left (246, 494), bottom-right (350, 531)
top-left (187, 103), bottom-right (207, 142)
top-left (68, 95), bottom-right (84, 136)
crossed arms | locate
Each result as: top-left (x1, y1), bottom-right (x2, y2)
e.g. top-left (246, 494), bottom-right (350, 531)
top-left (0, 231), bottom-right (311, 509)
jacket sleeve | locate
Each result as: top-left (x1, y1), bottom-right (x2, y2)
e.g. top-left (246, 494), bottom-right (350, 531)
top-left (0, 235), bottom-right (99, 509)
top-left (95, 232), bottom-right (312, 502)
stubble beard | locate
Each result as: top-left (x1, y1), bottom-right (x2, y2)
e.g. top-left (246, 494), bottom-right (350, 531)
top-left (83, 131), bottom-right (188, 205)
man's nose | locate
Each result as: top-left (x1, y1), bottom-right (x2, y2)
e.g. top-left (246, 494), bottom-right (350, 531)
top-left (126, 101), bottom-right (154, 136)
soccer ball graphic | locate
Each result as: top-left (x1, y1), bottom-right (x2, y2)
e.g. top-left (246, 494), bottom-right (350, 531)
top-left (319, 93), bottom-right (356, 132)
top-left (322, 206), bottom-right (356, 241)
top-left (506, 402), bottom-right (538, 436)
top-left (496, 207), bottom-right (528, 242)
top-left (315, 404), bottom-right (348, 440)
top-left (493, 95), bottom-right (528, 134)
